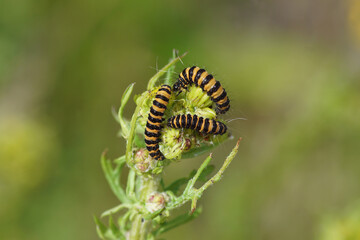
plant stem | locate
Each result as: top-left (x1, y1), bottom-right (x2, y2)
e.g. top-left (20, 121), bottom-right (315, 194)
top-left (129, 174), bottom-right (161, 240)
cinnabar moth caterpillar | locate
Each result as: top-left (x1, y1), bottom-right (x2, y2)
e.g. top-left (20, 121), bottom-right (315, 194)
top-left (173, 66), bottom-right (230, 114)
top-left (167, 114), bottom-right (227, 135)
top-left (144, 85), bottom-right (172, 160)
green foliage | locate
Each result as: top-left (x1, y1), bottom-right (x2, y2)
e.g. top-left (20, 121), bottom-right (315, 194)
top-left (95, 51), bottom-right (241, 240)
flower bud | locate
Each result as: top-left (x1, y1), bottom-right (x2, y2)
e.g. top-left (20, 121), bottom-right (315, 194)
top-left (134, 149), bottom-right (151, 173)
top-left (185, 85), bottom-right (213, 109)
top-left (145, 192), bottom-right (170, 213)
top-left (160, 127), bottom-right (185, 160)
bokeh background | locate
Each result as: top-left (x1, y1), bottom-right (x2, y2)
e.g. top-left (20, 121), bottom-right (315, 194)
top-left (1, 0), bottom-right (360, 239)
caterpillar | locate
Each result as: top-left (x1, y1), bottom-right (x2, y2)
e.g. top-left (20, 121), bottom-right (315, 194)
top-left (144, 85), bottom-right (172, 161)
top-left (167, 114), bottom-right (227, 135)
top-left (173, 66), bottom-right (230, 114)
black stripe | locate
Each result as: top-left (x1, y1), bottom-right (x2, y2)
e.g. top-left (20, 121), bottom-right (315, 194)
top-left (181, 69), bottom-right (188, 81)
top-left (147, 145), bottom-right (159, 151)
top-left (218, 123), bottom-right (224, 135)
top-left (188, 66), bottom-right (196, 81)
top-left (216, 104), bottom-right (230, 114)
top-left (200, 74), bottom-right (213, 90)
top-left (150, 107), bottom-right (162, 116)
top-left (181, 115), bottom-right (186, 127)
top-left (208, 81), bottom-right (221, 96)
top-left (155, 94), bottom-right (169, 102)
top-left (211, 121), bottom-right (218, 133)
top-left (145, 129), bottom-right (160, 137)
top-left (221, 104), bottom-right (230, 112)
top-left (203, 118), bottom-right (210, 133)
top-left (194, 69), bottom-right (205, 86)
top-left (171, 117), bottom-right (176, 127)
top-left (186, 114), bottom-right (192, 128)
top-left (176, 115), bottom-right (181, 128)
top-left (159, 87), bottom-right (171, 95)
top-left (150, 151), bottom-right (160, 157)
top-left (149, 115), bottom-right (162, 123)
top-left (196, 117), bottom-right (204, 131)
top-left (218, 99), bottom-right (230, 108)
top-left (145, 139), bottom-right (159, 145)
top-left (222, 123), bottom-right (227, 134)
top-left (161, 84), bottom-right (171, 89)
top-left (213, 90), bottom-right (227, 102)
top-left (153, 152), bottom-right (164, 160)
top-left (153, 100), bottom-right (166, 109)
top-left (146, 122), bottom-right (161, 130)
top-left (191, 115), bottom-right (198, 129)
top-left (171, 116), bottom-right (176, 128)
top-left (179, 77), bottom-right (187, 88)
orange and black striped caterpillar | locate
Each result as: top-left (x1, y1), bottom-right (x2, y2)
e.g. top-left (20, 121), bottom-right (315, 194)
top-left (167, 114), bottom-right (227, 135)
top-left (173, 66), bottom-right (230, 114)
top-left (144, 85), bottom-right (172, 160)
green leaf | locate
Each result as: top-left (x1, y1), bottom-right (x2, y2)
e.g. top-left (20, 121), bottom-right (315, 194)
top-left (181, 133), bottom-right (230, 159)
top-left (134, 134), bottom-right (146, 148)
top-left (94, 215), bottom-right (108, 239)
top-left (165, 165), bottom-right (214, 194)
top-left (165, 177), bottom-right (189, 194)
top-left (101, 204), bottom-right (131, 217)
top-left (118, 83), bottom-right (135, 138)
top-left (181, 143), bottom-right (217, 159)
top-left (160, 178), bottom-right (165, 191)
top-left (198, 165), bottom-right (215, 182)
top-left (109, 215), bottom-right (120, 238)
top-left (188, 170), bottom-right (197, 179)
top-left (101, 152), bottom-right (130, 204)
top-left (153, 208), bottom-right (202, 236)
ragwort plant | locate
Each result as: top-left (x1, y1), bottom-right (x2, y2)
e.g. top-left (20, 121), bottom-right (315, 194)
top-left (95, 51), bottom-right (241, 240)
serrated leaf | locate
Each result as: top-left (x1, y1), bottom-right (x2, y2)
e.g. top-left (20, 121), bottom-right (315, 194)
top-left (118, 83), bottom-right (135, 138)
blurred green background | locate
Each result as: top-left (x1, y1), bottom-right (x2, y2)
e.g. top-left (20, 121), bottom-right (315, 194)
top-left (1, 0), bottom-right (360, 239)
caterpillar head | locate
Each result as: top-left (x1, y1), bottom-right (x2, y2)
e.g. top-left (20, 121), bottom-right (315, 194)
top-left (173, 81), bottom-right (181, 92)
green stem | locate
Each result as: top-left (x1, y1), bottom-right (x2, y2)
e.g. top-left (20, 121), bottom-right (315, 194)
top-left (126, 169), bottom-right (136, 201)
top-left (129, 174), bottom-right (161, 240)
top-left (126, 96), bottom-right (145, 165)
top-left (166, 138), bottom-right (242, 212)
